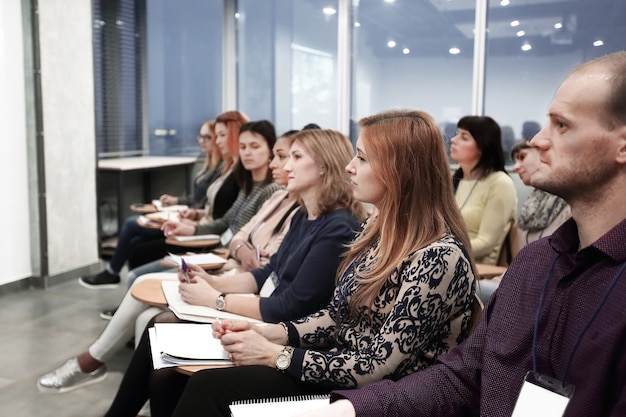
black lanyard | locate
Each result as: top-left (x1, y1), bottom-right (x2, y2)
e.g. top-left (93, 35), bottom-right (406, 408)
top-left (532, 253), bottom-right (626, 387)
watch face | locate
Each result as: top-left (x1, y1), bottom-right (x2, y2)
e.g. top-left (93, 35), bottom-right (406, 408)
top-left (276, 353), bottom-right (290, 370)
top-left (216, 296), bottom-right (226, 311)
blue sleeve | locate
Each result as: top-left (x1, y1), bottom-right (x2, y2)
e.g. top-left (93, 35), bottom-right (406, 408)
top-left (257, 210), bottom-right (359, 323)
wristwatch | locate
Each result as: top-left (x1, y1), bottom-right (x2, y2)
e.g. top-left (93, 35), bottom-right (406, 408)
top-left (275, 346), bottom-right (294, 371)
top-left (215, 293), bottom-right (227, 311)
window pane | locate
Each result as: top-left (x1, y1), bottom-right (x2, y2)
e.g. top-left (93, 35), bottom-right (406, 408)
top-left (146, 0), bottom-right (223, 156)
top-left (485, 0), bottom-right (626, 162)
top-left (93, 0), bottom-right (144, 158)
top-left (236, 0), bottom-right (339, 133)
top-left (351, 0), bottom-right (475, 147)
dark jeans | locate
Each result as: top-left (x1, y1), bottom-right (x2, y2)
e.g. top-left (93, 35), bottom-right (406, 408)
top-left (109, 215), bottom-right (164, 273)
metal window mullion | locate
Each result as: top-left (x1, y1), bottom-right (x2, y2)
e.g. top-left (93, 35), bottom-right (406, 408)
top-left (472, 0), bottom-right (488, 115)
top-left (222, 0), bottom-right (237, 112)
top-left (337, 0), bottom-right (351, 134)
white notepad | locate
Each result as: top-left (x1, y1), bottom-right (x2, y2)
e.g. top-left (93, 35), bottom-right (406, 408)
top-left (171, 234), bottom-right (220, 242)
top-left (148, 323), bottom-right (232, 369)
top-left (229, 395), bottom-right (330, 417)
top-left (163, 252), bottom-right (227, 267)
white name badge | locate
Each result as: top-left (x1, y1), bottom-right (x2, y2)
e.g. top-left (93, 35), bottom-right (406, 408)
top-left (220, 228), bottom-right (234, 246)
top-left (512, 372), bottom-right (573, 417)
top-left (259, 271), bottom-right (278, 297)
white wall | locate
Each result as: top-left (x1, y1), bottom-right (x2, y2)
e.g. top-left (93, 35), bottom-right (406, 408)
top-left (0, 0), bottom-right (31, 285)
top-left (1, 0), bottom-right (100, 288)
top-left (38, 0), bottom-right (100, 276)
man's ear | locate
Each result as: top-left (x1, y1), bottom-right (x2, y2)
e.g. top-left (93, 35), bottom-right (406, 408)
top-left (615, 125), bottom-right (626, 165)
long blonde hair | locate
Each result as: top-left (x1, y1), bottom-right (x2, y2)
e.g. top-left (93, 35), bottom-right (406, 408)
top-left (291, 129), bottom-right (367, 220)
top-left (341, 110), bottom-right (473, 310)
top-left (201, 120), bottom-right (222, 171)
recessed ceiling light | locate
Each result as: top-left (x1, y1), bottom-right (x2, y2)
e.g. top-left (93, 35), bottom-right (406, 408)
top-left (387, 40), bottom-right (396, 48)
top-left (593, 40), bottom-right (604, 46)
top-left (449, 47), bottom-right (461, 55)
top-left (402, 48), bottom-right (410, 54)
top-left (500, 0), bottom-right (510, 5)
top-left (521, 43), bottom-right (532, 51)
top-left (384, 0), bottom-right (396, 3)
top-left (554, 23), bottom-right (563, 29)
top-left (323, 7), bottom-right (337, 15)
top-left (354, 21), bottom-right (361, 27)
top-left (516, 30), bottom-right (525, 37)
top-left (235, 13), bottom-right (240, 18)
top-left (510, 20), bottom-right (520, 27)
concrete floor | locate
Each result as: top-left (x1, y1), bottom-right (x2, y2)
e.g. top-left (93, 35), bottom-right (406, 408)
top-left (0, 279), bottom-right (132, 416)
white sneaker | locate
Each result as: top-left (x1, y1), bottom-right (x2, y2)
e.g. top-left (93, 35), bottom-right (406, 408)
top-left (37, 357), bottom-right (107, 393)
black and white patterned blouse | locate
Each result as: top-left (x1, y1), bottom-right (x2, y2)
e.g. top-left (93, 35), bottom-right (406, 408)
top-left (285, 231), bottom-right (475, 389)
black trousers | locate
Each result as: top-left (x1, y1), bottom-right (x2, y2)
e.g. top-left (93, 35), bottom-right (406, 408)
top-left (172, 365), bottom-right (329, 417)
top-left (104, 313), bottom-right (329, 417)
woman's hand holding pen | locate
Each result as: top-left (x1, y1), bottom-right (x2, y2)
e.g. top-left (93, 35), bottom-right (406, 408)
top-left (215, 321), bottom-right (283, 367)
top-left (178, 275), bottom-right (219, 307)
top-left (176, 262), bottom-right (208, 283)
top-left (211, 319), bottom-right (251, 339)
top-left (161, 220), bottom-right (194, 237)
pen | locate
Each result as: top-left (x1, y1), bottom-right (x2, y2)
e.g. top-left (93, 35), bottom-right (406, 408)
top-left (181, 258), bottom-right (191, 283)
top-left (256, 244), bottom-right (260, 262)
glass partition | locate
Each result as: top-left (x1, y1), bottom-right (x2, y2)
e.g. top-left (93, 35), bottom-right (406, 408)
top-left (236, 0), bottom-right (339, 134)
top-left (484, 0), bottom-right (626, 163)
top-left (350, 0), bottom-right (475, 147)
top-left (146, 0), bottom-right (224, 156)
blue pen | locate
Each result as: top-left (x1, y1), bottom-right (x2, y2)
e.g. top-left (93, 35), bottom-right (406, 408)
top-left (181, 258), bottom-right (191, 283)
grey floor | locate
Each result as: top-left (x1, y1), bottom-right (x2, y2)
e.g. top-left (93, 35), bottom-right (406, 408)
top-left (0, 278), bottom-right (133, 416)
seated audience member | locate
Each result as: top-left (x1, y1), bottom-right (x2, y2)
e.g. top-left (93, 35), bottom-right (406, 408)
top-left (476, 140), bottom-right (572, 304)
top-left (174, 110), bottom-right (248, 227)
top-left (511, 140), bottom-right (571, 247)
top-left (161, 119), bottom-right (280, 240)
top-left (224, 130), bottom-right (300, 273)
top-left (80, 112), bottom-right (247, 289)
top-left (130, 111), bottom-right (251, 266)
top-left (124, 120), bottom-right (282, 283)
top-left (37, 128), bottom-right (364, 394)
top-left (302, 50), bottom-right (626, 417)
top-left (103, 110), bottom-right (476, 417)
top-left (159, 119), bottom-right (222, 208)
top-left (451, 115), bottom-right (517, 265)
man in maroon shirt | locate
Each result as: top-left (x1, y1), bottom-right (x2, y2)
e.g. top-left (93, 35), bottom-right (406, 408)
top-left (300, 51), bottom-right (626, 417)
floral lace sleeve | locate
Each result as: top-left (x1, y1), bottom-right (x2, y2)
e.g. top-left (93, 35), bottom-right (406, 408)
top-left (288, 235), bottom-right (474, 389)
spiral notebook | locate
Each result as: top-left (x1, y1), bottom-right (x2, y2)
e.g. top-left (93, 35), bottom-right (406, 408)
top-left (229, 394), bottom-right (330, 416)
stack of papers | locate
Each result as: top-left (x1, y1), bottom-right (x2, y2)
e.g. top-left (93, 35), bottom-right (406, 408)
top-left (148, 323), bottom-right (232, 369)
top-left (161, 280), bottom-right (263, 324)
top-left (145, 211), bottom-right (180, 223)
top-left (171, 234), bottom-right (220, 242)
top-left (151, 200), bottom-right (188, 212)
top-left (162, 252), bottom-right (227, 268)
